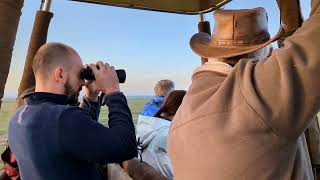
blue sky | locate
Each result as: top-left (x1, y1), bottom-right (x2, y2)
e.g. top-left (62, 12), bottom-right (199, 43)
top-left (4, 0), bottom-right (311, 97)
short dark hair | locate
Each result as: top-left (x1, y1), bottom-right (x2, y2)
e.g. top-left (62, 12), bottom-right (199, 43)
top-left (32, 42), bottom-right (76, 79)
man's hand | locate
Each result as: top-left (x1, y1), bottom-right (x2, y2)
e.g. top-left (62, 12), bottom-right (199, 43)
top-left (86, 61), bottom-right (120, 95)
top-left (84, 80), bottom-right (99, 102)
top-left (122, 160), bottom-right (129, 172)
top-left (121, 158), bottom-right (168, 180)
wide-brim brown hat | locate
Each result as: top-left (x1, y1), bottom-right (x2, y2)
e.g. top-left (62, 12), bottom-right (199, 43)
top-left (190, 7), bottom-right (286, 58)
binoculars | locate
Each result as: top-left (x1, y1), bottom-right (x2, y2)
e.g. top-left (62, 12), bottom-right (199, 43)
top-left (80, 67), bottom-right (126, 83)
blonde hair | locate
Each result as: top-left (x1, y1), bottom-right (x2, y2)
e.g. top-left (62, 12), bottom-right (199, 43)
top-left (154, 79), bottom-right (175, 96)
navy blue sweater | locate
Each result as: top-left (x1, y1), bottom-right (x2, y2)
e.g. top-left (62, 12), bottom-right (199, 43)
top-left (8, 92), bottom-right (137, 180)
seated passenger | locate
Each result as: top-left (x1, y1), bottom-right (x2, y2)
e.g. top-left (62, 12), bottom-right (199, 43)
top-left (136, 90), bottom-right (186, 180)
top-left (140, 80), bottom-right (174, 117)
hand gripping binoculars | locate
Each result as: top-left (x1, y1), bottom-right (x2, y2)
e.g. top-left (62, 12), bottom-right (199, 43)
top-left (80, 66), bottom-right (126, 83)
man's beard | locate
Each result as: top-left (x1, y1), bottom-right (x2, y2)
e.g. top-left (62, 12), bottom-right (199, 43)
top-left (64, 79), bottom-right (82, 106)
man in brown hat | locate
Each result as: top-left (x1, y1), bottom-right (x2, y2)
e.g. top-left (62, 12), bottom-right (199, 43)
top-left (168, 2), bottom-right (320, 180)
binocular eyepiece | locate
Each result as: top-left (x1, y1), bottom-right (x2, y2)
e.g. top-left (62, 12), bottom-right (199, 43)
top-left (80, 67), bottom-right (126, 83)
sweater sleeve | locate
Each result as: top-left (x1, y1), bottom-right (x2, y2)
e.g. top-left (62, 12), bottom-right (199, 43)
top-left (59, 92), bottom-right (137, 163)
top-left (236, 2), bottom-right (320, 140)
top-left (79, 96), bottom-right (101, 121)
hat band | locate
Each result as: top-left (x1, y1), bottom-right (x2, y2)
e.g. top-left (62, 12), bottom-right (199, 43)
top-left (210, 35), bottom-right (270, 46)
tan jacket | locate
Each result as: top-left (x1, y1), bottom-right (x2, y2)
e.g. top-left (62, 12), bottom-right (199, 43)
top-left (168, 2), bottom-right (320, 180)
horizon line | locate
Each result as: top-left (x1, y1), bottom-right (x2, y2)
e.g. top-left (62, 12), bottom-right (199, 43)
top-left (2, 94), bottom-right (154, 101)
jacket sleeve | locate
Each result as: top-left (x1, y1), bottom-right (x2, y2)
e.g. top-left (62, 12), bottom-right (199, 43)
top-left (59, 92), bottom-right (137, 163)
top-left (236, 2), bottom-right (320, 140)
top-left (79, 96), bottom-right (101, 121)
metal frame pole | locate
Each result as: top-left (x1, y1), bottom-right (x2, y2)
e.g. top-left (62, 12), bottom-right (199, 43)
top-left (198, 13), bottom-right (211, 64)
top-left (199, 13), bottom-right (204, 23)
top-left (41, 0), bottom-right (52, 12)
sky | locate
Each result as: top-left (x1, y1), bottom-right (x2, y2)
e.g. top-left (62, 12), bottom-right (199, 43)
top-left (3, 0), bottom-right (311, 98)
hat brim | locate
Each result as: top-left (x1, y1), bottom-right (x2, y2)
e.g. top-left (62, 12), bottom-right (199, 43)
top-left (190, 26), bottom-right (286, 59)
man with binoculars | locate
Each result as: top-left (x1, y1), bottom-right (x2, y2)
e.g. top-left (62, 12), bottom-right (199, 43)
top-left (7, 42), bottom-right (137, 180)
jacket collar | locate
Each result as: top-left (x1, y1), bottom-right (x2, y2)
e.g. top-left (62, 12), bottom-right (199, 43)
top-left (24, 92), bottom-right (68, 105)
top-left (153, 96), bottom-right (164, 103)
top-left (192, 61), bottom-right (233, 78)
